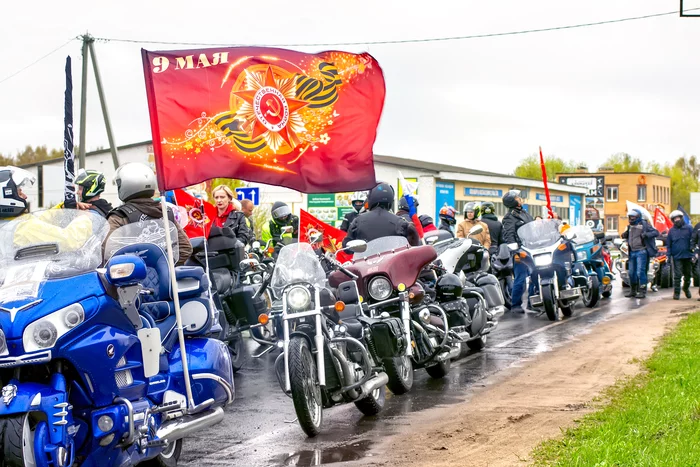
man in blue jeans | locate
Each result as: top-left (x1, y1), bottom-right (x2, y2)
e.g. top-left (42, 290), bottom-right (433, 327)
top-left (621, 209), bottom-right (659, 299)
top-left (501, 190), bottom-right (534, 313)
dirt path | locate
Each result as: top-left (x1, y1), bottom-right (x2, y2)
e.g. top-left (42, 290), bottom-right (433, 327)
top-left (358, 299), bottom-right (695, 467)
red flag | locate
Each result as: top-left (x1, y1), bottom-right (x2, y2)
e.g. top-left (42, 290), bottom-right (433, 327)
top-left (299, 209), bottom-right (352, 264)
top-left (141, 47), bottom-right (384, 192)
top-left (539, 146), bottom-right (554, 219)
top-left (653, 208), bottom-right (673, 234)
top-left (173, 189), bottom-right (217, 238)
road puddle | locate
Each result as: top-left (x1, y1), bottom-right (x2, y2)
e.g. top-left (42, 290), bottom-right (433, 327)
top-left (274, 439), bottom-right (373, 466)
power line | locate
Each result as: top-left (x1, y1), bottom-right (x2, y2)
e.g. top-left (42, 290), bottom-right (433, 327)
top-left (0, 39), bottom-right (76, 85)
top-left (95, 7), bottom-right (700, 48)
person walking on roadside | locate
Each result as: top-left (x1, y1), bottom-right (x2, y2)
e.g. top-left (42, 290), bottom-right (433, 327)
top-left (501, 190), bottom-right (534, 313)
top-left (621, 209), bottom-right (659, 299)
top-left (667, 210), bottom-right (694, 300)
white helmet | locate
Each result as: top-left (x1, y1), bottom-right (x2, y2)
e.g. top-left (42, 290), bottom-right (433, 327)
top-left (669, 210), bottom-right (684, 221)
top-left (0, 166), bottom-right (35, 218)
top-left (114, 163), bottom-right (157, 202)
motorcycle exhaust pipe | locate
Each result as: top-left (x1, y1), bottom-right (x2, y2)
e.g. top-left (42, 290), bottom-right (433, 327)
top-left (357, 372), bottom-right (389, 401)
top-left (437, 345), bottom-right (461, 362)
top-left (155, 407), bottom-right (224, 443)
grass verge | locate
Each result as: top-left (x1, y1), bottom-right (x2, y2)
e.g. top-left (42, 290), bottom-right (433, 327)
top-left (532, 312), bottom-right (700, 467)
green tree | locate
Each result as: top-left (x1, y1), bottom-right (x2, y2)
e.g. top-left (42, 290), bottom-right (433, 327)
top-left (598, 153), bottom-right (645, 172)
top-left (513, 154), bottom-right (580, 180)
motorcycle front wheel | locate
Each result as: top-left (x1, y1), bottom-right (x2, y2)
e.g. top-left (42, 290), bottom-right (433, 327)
top-left (541, 285), bottom-right (559, 321)
top-left (582, 275), bottom-right (600, 308)
top-left (1, 414), bottom-right (37, 466)
top-left (354, 385), bottom-right (387, 416)
top-left (227, 335), bottom-right (247, 373)
top-left (142, 439), bottom-right (183, 467)
top-left (425, 359), bottom-right (451, 379)
top-left (502, 276), bottom-right (513, 310)
top-left (383, 355), bottom-right (414, 395)
top-left (289, 336), bottom-right (323, 437)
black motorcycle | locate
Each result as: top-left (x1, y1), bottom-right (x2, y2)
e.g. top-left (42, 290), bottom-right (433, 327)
top-left (491, 243), bottom-right (515, 310)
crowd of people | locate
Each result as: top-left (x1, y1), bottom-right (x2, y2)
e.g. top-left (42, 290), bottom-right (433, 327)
top-left (2, 163), bottom-right (699, 304)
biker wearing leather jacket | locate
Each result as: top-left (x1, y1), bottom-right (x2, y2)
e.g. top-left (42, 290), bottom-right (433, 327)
top-left (501, 190), bottom-right (534, 313)
top-left (343, 182), bottom-right (420, 247)
top-left (480, 201), bottom-right (503, 254)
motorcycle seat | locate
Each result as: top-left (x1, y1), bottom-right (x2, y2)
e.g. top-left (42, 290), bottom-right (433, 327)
top-left (340, 318), bottom-right (364, 339)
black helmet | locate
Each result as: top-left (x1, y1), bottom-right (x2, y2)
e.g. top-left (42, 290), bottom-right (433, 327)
top-left (398, 194), bottom-right (419, 212)
top-left (75, 169), bottom-right (106, 202)
top-left (502, 190), bottom-right (522, 209)
top-left (481, 201), bottom-right (496, 215)
top-left (464, 202), bottom-right (480, 218)
top-left (436, 273), bottom-right (463, 302)
top-left (419, 214), bottom-right (435, 228)
top-left (367, 182), bottom-right (395, 210)
top-left (271, 201), bottom-right (292, 224)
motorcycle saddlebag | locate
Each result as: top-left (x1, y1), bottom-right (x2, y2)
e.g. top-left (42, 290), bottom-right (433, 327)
top-left (369, 317), bottom-right (406, 359)
top-left (475, 274), bottom-right (505, 308)
top-left (227, 285), bottom-right (267, 326)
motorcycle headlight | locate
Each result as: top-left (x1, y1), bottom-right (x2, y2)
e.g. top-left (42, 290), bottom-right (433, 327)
top-left (0, 328), bottom-right (7, 357)
top-left (576, 251), bottom-right (587, 261)
top-left (534, 253), bottom-right (553, 267)
top-left (23, 304), bottom-right (85, 353)
top-left (252, 274), bottom-right (263, 284)
top-left (287, 286), bottom-right (311, 311)
top-left (368, 276), bottom-right (392, 301)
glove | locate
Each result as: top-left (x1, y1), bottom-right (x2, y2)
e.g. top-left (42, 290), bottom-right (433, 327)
top-left (403, 194), bottom-right (417, 217)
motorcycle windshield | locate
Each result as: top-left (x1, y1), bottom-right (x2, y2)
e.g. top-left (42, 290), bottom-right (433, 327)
top-left (517, 219), bottom-right (561, 250)
top-left (566, 226), bottom-right (595, 245)
top-left (104, 218), bottom-right (180, 263)
top-left (271, 243), bottom-right (327, 296)
top-left (354, 236), bottom-right (409, 259)
top-left (0, 209), bottom-right (109, 302)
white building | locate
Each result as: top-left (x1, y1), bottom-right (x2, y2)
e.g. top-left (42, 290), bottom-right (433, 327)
top-left (19, 140), bottom-right (587, 225)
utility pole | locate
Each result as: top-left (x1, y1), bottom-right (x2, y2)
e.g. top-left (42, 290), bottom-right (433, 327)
top-left (78, 33), bottom-right (120, 170)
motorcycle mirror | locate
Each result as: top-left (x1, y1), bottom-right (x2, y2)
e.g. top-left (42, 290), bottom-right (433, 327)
top-left (507, 243), bottom-right (519, 251)
top-left (424, 235), bottom-right (439, 245)
top-left (468, 225), bottom-right (484, 236)
top-left (613, 238), bottom-right (623, 247)
top-left (281, 226), bottom-right (294, 234)
top-left (345, 240), bottom-right (368, 253)
top-left (252, 241), bottom-right (261, 249)
top-left (655, 239), bottom-right (664, 248)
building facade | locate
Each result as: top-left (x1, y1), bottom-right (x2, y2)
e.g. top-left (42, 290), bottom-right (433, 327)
top-left (557, 170), bottom-right (671, 233)
top-left (18, 140), bottom-right (587, 227)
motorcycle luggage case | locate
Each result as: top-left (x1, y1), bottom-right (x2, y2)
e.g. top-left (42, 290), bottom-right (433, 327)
top-left (368, 317), bottom-right (406, 359)
top-left (475, 274), bottom-right (505, 308)
top-left (207, 238), bottom-right (246, 271)
top-left (227, 285), bottom-right (267, 325)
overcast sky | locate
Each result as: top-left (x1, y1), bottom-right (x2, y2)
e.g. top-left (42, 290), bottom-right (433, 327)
top-left (2, 0), bottom-right (700, 174)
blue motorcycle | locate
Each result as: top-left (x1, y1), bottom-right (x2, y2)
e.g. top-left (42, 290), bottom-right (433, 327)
top-left (566, 226), bottom-right (614, 306)
top-left (0, 210), bottom-right (234, 466)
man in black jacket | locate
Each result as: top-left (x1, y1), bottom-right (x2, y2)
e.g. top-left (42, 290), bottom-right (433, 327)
top-left (480, 201), bottom-right (503, 255)
top-left (621, 209), bottom-right (659, 299)
top-left (343, 182), bottom-right (420, 247)
top-left (667, 210), bottom-right (694, 300)
top-left (501, 190), bottom-right (534, 313)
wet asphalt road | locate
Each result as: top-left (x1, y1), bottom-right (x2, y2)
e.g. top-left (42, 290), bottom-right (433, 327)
top-left (181, 285), bottom-right (668, 467)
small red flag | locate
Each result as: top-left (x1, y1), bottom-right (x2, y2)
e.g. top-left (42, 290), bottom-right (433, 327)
top-left (173, 189), bottom-right (217, 238)
top-left (142, 47), bottom-right (384, 192)
top-left (299, 209), bottom-right (352, 264)
top-left (653, 208), bottom-right (673, 234)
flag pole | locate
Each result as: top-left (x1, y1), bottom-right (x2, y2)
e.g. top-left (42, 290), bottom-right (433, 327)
top-left (63, 56), bottom-right (76, 209)
top-left (160, 197), bottom-right (195, 410)
top-left (539, 146), bottom-right (555, 219)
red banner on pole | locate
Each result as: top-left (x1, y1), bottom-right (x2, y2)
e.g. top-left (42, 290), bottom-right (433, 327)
top-left (539, 146), bottom-right (555, 219)
top-left (142, 47), bottom-right (385, 193)
top-left (173, 189), bottom-right (217, 238)
top-left (653, 208), bottom-right (673, 234)
top-left (299, 209), bottom-right (352, 264)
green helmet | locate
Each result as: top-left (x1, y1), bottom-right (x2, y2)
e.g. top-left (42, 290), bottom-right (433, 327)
top-left (75, 169), bottom-right (106, 202)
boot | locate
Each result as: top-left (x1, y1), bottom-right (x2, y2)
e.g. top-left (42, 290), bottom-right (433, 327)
top-left (625, 283), bottom-right (637, 298)
top-left (673, 288), bottom-right (680, 300)
top-left (636, 284), bottom-right (647, 299)
top-left (684, 287), bottom-right (692, 299)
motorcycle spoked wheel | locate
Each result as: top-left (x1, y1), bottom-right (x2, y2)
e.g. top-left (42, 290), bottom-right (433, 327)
top-left (227, 334), bottom-right (247, 373)
top-left (541, 285), bottom-right (559, 321)
top-left (141, 439), bottom-right (183, 467)
top-left (383, 355), bottom-right (414, 395)
top-left (582, 275), bottom-right (600, 308)
top-left (288, 336), bottom-right (323, 437)
top-left (354, 385), bottom-right (387, 416)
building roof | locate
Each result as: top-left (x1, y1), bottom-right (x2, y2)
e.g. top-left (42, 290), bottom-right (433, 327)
top-left (439, 171), bottom-right (588, 194)
top-left (18, 140), bottom-right (153, 169)
top-left (373, 154), bottom-right (501, 177)
top-left (557, 171), bottom-right (671, 179)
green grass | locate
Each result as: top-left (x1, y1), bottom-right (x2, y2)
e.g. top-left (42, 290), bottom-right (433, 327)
top-left (532, 312), bottom-right (700, 467)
